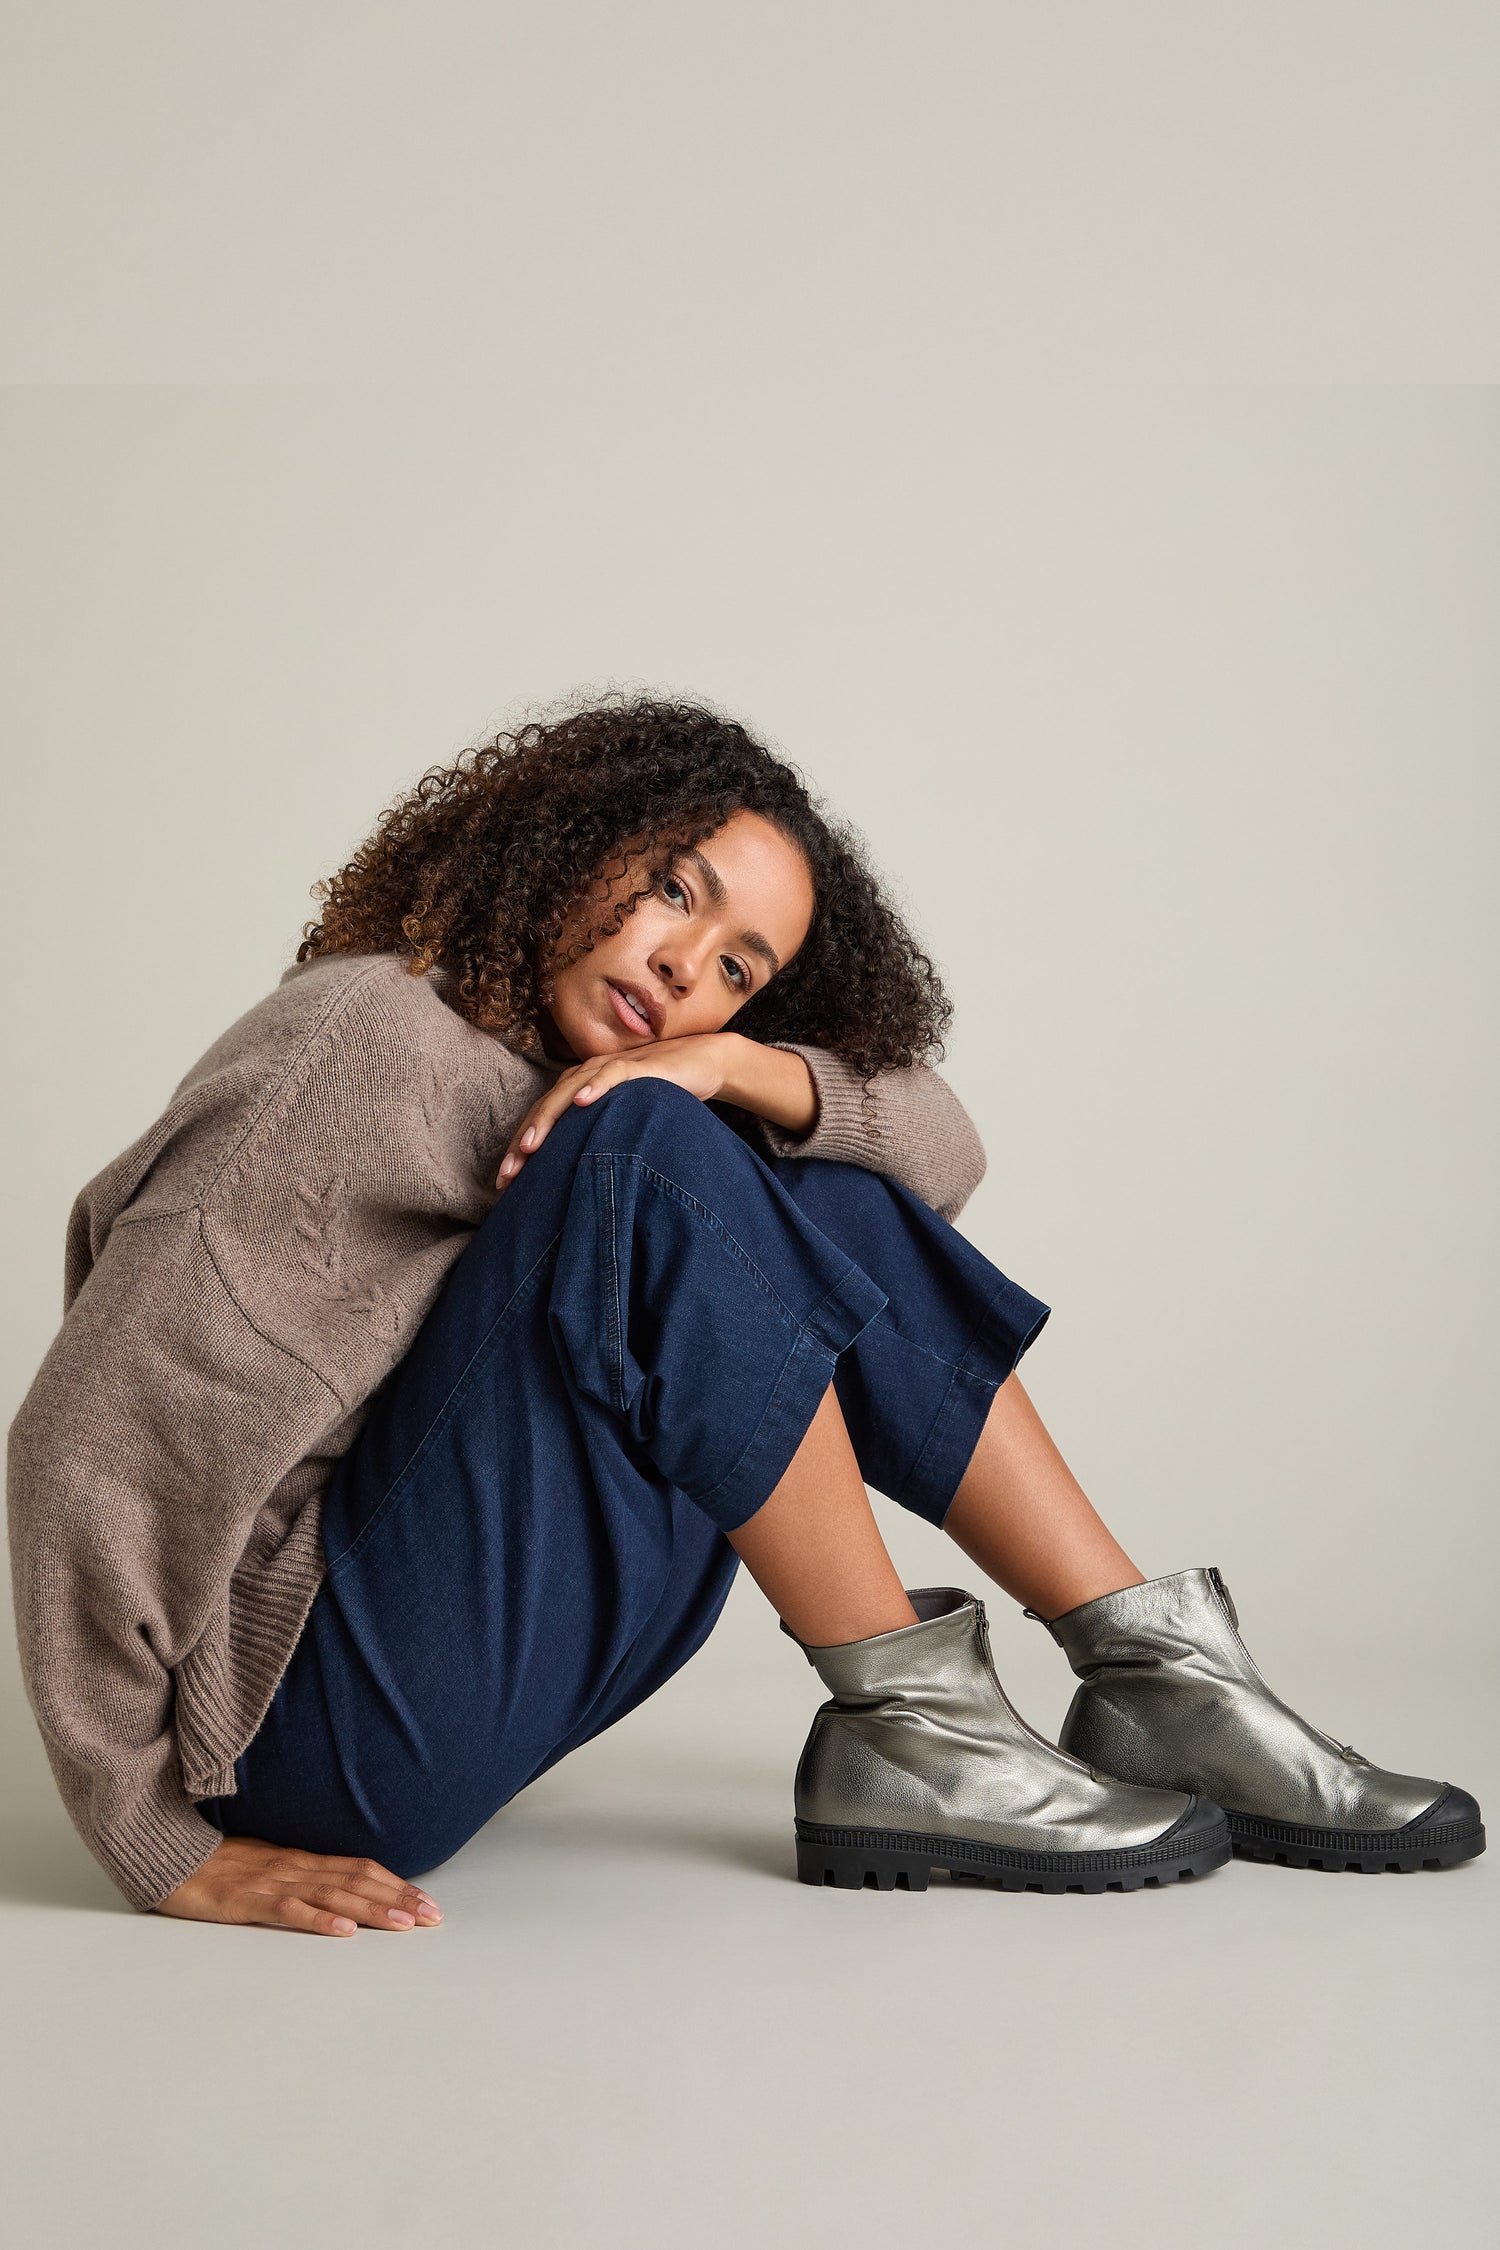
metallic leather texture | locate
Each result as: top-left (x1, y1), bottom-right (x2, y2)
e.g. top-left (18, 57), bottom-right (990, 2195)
top-left (1046, 1566), bottom-right (1459, 1832)
top-left (794, 1586), bottom-right (1202, 1853)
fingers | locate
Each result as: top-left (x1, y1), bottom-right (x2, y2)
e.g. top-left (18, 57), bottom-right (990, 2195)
top-left (282, 1848), bottom-right (435, 1898)
top-left (272, 1895), bottom-right (363, 1938)
top-left (269, 1852), bottom-right (442, 1937)
top-left (278, 1882), bottom-right (427, 1936)
top-left (495, 1068), bottom-right (610, 1188)
top-left (494, 1114), bottom-right (543, 1187)
top-left (157, 1835), bottom-right (446, 1938)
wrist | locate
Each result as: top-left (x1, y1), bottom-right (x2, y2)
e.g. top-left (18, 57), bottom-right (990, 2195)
top-left (718, 1034), bottom-right (818, 1136)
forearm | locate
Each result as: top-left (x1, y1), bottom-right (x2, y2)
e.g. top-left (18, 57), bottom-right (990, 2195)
top-left (739, 1039), bottom-right (989, 1223)
top-left (717, 1033), bottom-right (819, 1138)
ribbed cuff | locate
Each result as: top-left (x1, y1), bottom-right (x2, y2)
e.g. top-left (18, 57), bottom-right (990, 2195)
top-left (753, 1042), bottom-right (879, 1167)
top-left (103, 1788), bottom-right (229, 1914)
top-left (173, 1504), bottom-right (328, 1796)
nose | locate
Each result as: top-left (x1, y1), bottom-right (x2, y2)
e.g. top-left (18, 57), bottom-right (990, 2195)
top-left (650, 932), bottom-right (710, 993)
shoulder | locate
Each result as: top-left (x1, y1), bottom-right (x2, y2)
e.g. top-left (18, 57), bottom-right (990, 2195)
top-left (204, 953), bottom-right (555, 1187)
top-left (294, 952), bottom-right (553, 1130)
top-left (80, 952), bottom-right (542, 1228)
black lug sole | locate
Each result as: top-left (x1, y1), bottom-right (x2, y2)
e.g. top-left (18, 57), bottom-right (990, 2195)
top-left (794, 1813), bottom-right (1232, 1894)
top-left (1227, 1807), bottom-right (1486, 1873)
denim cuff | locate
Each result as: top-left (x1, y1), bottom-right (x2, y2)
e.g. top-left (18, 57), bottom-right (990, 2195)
top-left (686, 1260), bottom-right (889, 1534)
top-left (896, 1274), bottom-right (1052, 1528)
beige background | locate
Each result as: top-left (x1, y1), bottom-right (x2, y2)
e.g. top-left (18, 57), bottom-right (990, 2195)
top-left (3, 8), bottom-right (1498, 2248)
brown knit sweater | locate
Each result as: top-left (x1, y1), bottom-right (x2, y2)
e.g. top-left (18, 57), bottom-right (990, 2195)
top-left (6, 949), bottom-right (987, 1913)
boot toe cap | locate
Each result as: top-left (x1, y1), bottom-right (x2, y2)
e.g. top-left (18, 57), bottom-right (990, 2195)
top-left (1402, 1783), bottom-right (1483, 1837)
top-left (1156, 1791), bottom-right (1229, 1848)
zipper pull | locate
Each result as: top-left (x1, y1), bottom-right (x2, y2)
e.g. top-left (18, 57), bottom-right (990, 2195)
top-left (1208, 1565), bottom-right (1239, 1631)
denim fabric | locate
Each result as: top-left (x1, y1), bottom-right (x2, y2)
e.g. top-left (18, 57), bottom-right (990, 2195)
top-left (200, 1077), bottom-right (1048, 1877)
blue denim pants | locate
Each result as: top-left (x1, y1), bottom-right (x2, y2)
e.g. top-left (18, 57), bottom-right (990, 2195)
top-left (201, 1078), bottom-right (1049, 1878)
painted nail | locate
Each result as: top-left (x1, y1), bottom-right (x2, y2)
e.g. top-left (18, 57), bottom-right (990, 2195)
top-left (520, 1126), bottom-right (536, 1148)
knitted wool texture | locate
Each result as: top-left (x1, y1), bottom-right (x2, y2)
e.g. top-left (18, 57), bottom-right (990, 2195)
top-left (6, 951), bottom-right (988, 1912)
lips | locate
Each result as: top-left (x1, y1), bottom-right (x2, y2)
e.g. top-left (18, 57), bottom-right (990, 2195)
top-left (606, 978), bottom-right (661, 1036)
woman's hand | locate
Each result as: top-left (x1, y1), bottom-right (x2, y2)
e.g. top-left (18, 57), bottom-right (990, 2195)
top-left (494, 1032), bottom-right (743, 1191)
top-left (155, 1834), bottom-right (443, 1937)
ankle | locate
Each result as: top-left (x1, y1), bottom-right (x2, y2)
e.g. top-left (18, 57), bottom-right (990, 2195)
top-left (1024, 1564), bottom-right (1146, 1625)
top-left (778, 1591), bottom-right (920, 1648)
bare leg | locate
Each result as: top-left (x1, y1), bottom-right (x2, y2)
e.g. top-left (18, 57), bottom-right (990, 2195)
top-left (728, 1382), bottom-right (917, 1645)
top-left (942, 1373), bottom-right (1144, 1620)
top-left (731, 1371), bottom-right (1140, 1644)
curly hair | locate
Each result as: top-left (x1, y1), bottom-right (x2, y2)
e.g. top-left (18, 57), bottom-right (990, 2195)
top-left (297, 690), bottom-right (953, 1084)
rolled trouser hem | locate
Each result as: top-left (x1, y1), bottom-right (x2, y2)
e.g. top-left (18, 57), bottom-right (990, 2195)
top-left (687, 1261), bottom-right (890, 1534)
top-left (902, 1277), bottom-right (1051, 1528)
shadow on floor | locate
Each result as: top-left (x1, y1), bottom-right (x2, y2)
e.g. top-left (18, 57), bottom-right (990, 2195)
top-left (480, 1804), bottom-right (796, 1884)
top-left (0, 1777), bottom-right (799, 1914)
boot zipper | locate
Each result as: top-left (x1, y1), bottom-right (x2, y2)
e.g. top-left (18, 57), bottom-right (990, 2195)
top-left (975, 1593), bottom-right (1093, 1768)
top-left (1208, 1565), bottom-right (1239, 1631)
top-left (1210, 1565), bottom-right (1358, 1756)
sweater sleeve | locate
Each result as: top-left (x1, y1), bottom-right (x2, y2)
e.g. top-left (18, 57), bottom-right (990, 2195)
top-left (745, 1040), bottom-right (988, 1225)
top-left (5, 1204), bottom-right (347, 1913)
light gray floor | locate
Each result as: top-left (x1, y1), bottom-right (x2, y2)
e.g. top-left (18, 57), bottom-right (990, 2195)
top-left (3, 1556), bottom-right (1494, 2250)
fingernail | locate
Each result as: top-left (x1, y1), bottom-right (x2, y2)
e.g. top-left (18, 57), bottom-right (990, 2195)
top-left (520, 1126), bottom-right (536, 1148)
top-left (332, 1916), bottom-right (357, 1934)
top-left (575, 1085), bottom-right (593, 1100)
top-left (387, 1908), bottom-right (416, 1927)
top-left (417, 1903), bottom-right (443, 1922)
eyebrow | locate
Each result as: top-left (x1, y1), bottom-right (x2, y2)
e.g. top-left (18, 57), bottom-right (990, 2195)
top-left (677, 846), bottom-right (781, 976)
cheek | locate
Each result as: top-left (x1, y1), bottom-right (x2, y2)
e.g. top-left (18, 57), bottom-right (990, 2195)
top-left (553, 917), bottom-right (629, 993)
top-left (687, 989), bottom-right (741, 1034)
top-left (588, 904), bottom-right (668, 975)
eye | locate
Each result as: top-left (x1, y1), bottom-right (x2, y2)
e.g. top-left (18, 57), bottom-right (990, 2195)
top-left (659, 868), bottom-right (748, 991)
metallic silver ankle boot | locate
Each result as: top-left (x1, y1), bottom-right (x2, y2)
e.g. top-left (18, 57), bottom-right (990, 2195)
top-left (787, 1586), bottom-right (1231, 1892)
top-left (1043, 1567), bottom-right (1485, 1873)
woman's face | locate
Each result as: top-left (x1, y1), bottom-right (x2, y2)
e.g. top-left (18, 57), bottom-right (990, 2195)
top-left (538, 808), bottom-right (816, 1062)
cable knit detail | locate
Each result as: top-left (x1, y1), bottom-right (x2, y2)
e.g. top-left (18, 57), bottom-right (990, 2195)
top-left (291, 1169), bottom-right (348, 1278)
top-left (5, 950), bottom-right (988, 1911)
